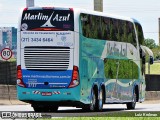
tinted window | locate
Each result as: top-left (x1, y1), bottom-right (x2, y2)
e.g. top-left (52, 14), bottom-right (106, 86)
top-left (135, 23), bottom-right (144, 45)
top-left (80, 13), bottom-right (136, 46)
top-left (21, 9), bottom-right (74, 31)
top-left (104, 58), bottom-right (138, 79)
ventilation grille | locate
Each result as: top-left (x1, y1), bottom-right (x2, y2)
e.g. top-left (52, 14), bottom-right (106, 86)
top-left (24, 47), bottom-right (70, 71)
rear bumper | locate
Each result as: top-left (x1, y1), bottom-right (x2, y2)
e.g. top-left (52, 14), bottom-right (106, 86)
top-left (17, 85), bottom-right (81, 102)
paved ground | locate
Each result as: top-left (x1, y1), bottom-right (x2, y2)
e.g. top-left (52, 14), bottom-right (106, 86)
top-left (142, 100), bottom-right (160, 104)
top-left (1, 102), bottom-right (160, 111)
top-left (0, 100), bottom-right (28, 105)
top-left (0, 100), bottom-right (160, 111)
top-left (0, 100), bottom-right (160, 118)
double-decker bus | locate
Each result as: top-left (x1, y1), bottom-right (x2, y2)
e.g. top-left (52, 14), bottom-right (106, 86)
top-left (17, 7), bottom-right (148, 112)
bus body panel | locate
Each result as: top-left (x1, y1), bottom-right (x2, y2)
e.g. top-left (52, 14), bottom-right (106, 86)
top-left (79, 34), bottom-right (138, 103)
top-left (79, 11), bottom-right (145, 103)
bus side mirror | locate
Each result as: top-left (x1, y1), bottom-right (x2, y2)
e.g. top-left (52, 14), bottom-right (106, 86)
top-left (150, 56), bottom-right (154, 64)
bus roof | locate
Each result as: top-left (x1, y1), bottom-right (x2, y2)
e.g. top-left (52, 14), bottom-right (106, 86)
top-left (78, 8), bottom-right (139, 24)
top-left (25, 6), bottom-right (141, 24)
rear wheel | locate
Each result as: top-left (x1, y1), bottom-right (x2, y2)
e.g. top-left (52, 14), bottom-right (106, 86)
top-left (90, 89), bottom-right (98, 111)
top-left (82, 88), bottom-right (98, 112)
top-left (98, 87), bottom-right (104, 111)
top-left (82, 86), bottom-right (105, 112)
top-left (126, 89), bottom-right (137, 109)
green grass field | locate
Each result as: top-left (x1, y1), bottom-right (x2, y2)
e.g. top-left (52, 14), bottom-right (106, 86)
top-left (146, 62), bottom-right (160, 74)
top-left (48, 111), bottom-right (160, 119)
top-left (51, 117), bottom-right (160, 120)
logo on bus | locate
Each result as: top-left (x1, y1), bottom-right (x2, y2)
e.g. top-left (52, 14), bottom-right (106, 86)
top-left (23, 12), bottom-right (71, 22)
top-left (21, 23), bottom-right (28, 31)
top-left (22, 12), bottom-right (71, 30)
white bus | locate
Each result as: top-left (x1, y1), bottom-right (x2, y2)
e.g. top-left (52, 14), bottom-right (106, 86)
top-left (17, 7), bottom-right (149, 112)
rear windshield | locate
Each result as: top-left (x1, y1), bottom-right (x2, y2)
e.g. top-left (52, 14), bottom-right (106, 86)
top-left (21, 8), bottom-right (74, 31)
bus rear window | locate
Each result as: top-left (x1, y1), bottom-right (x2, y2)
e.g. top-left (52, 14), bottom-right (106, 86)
top-left (21, 8), bottom-right (74, 31)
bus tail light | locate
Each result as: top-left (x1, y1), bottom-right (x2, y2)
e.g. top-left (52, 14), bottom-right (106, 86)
top-left (17, 65), bottom-right (26, 87)
top-left (68, 66), bottom-right (79, 88)
top-left (69, 8), bottom-right (74, 11)
top-left (23, 8), bottom-right (28, 11)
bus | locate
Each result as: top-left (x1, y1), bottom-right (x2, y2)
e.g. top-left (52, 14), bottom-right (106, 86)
top-left (17, 7), bottom-right (148, 112)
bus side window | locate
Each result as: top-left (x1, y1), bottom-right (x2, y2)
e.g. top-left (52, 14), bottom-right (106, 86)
top-left (140, 48), bottom-right (146, 75)
top-left (135, 22), bottom-right (144, 46)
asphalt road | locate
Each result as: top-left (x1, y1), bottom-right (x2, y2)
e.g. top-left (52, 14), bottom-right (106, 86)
top-left (0, 102), bottom-right (160, 117)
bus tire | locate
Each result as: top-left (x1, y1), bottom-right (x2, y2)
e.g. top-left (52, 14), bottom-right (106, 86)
top-left (98, 87), bottom-right (104, 111)
top-left (84, 87), bottom-right (98, 112)
top-left (126, 89), bottom-right (137, 110)
top-left (90, 88), bottom-right (97, 111)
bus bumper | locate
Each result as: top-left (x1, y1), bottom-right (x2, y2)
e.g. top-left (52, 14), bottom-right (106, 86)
top-left (17, 85), bottom-right (81, 103)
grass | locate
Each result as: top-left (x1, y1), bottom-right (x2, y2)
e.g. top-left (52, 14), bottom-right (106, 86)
top-left (146, 62), bottom-right (160, 74)
top-left (0, 57), bottom-right (16, 62)
top-left (49, 117), bottom-right (160, 120)
top-left (39, 111), bottom-right (160, 120)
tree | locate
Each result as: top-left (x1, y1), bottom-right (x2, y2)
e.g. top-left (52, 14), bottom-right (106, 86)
top-left (142, 38), bottom-right (159, 61)
top-left (144, 38), bottom-right (157, 49)
top-left (151, 46), bottom-right (160, 60)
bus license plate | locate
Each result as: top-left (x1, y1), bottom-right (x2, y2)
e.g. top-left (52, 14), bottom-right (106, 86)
top-left (41, 92), bottom-right (52, 96)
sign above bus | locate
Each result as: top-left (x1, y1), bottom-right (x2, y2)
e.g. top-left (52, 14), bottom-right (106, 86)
top-left (21, 8), bottom-right (74, 31)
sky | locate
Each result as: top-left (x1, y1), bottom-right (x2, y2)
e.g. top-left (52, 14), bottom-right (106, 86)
top-left (0, 0), bottom-right (160, 44)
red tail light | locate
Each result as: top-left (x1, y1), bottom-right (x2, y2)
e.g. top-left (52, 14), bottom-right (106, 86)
top-left (69, 8), bottom-right (74, 11)
top-left (68, 66), bottom-right (79, 88)
top-left (23, 8), bottom-right (28, 11)
top-left (17, 65), bottom-right (26, 87)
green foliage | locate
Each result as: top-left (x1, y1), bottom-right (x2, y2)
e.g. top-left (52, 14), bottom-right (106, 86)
top-left (104, 59), bottom-right (139, 79)
top-left (142, 38), bottom-right (159, 60)
top-left (144, 38), bottom-right (157, 49)
top-left (151, 46), bottom-right (160, 60)
top-left (104, 59), bottom-right (117, 79)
